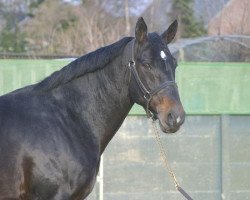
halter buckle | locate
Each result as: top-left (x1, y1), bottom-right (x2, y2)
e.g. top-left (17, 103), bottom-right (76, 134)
top-left (143, 92), bottom-right (151, 101)
top-left (128, 60), bottom-right (135, 68)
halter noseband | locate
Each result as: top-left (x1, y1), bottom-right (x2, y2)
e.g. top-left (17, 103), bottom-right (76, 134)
top-left (128, 39), bottom-right (177, 119)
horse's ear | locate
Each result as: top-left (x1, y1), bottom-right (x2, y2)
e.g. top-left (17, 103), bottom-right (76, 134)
top-left (135, 17), bottom-right (148, 43)
top-left (162, 20), bottom-right (178, 44)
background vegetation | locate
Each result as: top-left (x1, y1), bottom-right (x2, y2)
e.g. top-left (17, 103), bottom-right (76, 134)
top-left (0, 0), bottom-right (249, 57)
top-left (0, 0), bottom-right (208, 56)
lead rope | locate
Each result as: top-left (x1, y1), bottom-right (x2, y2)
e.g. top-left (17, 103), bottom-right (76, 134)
top-left (150, 118), bottom-right (194, 200)
top-left (150, 119), bottom-right (179, 187)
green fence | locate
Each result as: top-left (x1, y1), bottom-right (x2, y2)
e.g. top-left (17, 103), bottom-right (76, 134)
top-left (0, 60), bottom-right (250, 115)
top-left (0, 60), bottom-right (250, 200)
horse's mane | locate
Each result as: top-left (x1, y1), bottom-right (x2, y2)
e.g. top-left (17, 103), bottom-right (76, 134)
top-left (34, 37), bottom-right (133, 92)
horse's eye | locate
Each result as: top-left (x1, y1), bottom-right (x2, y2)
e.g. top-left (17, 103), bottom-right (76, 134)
top-left (143, 63), bottom-right (151, 70)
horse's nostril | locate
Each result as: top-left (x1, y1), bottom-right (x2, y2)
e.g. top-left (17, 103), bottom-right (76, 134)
top-left (167, 112), bottom-right (175, 127)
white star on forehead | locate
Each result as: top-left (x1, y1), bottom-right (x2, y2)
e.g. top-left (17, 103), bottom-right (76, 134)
top-left (160, 50), bottom-right (167, 60)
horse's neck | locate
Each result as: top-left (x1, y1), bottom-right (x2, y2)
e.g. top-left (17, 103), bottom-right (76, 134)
top-left (92, 60), bottom-right (133, 153)
top-left (60, 49), bottom-right (133, 154)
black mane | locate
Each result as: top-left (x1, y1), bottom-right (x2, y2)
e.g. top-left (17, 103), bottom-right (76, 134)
top-left (34, 37), bottom-right (133, 91)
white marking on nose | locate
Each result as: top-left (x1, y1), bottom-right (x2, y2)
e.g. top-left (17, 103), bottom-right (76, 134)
top-left (176, 116), bottom-right (181, 124)
top-left (160, 50), bottom-right (167, 60)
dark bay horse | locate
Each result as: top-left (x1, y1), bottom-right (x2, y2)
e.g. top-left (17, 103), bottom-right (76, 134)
top-left (0, 18), bottom-right (185, 200)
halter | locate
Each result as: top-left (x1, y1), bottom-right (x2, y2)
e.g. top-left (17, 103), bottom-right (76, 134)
top-left (128, 39), bottom-right (177, 119)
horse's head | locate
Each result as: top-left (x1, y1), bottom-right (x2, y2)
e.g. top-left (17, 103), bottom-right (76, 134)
top-left (128, 17), bottom-right (185, 133)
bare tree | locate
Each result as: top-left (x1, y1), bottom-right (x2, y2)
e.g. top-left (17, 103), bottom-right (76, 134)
top-left (124, 0), bottom-right (130, 35)
top-left (208, 0), bottom-right (250, 35)
top-left (23, 0), bottom-right (125, 55)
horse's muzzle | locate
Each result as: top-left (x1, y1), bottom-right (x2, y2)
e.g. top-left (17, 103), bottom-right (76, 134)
top-left (157, 108), bottom-right (185, 134)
